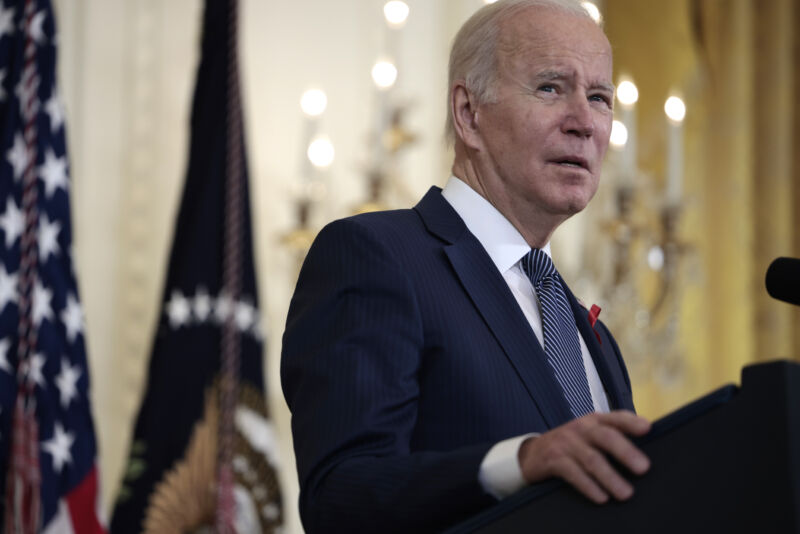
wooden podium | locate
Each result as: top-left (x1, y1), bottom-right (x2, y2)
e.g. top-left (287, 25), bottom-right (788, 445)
top-left (447, 360), bottom-right (800, 533)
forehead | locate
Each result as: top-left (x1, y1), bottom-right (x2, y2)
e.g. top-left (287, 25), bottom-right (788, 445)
top-left (496, 7), bottom-right (612, 78)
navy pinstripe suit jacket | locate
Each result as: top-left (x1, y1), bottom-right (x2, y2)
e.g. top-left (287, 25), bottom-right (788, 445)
top-left (281, 186), bottom-right (635, 533)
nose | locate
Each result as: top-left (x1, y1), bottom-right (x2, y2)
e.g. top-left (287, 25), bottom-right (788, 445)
top-left (561, 94), bottom-right (595, 138)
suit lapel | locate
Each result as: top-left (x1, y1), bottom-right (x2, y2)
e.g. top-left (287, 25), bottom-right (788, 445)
top-left (561, 281), bottom-right (629, 410)
top-left (415, 188), bottom-right (574, 428)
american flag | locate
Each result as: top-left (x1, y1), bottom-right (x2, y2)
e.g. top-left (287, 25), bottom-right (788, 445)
top-left (0, 0), bottom-right (105, 532)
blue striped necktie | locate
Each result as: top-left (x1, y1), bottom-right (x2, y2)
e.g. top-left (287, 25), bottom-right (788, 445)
top-left (521, 248), bottom-right (595, 418)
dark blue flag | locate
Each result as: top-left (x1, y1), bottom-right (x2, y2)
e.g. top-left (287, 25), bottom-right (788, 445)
top-left (110, 0), bottom-right (283, 532)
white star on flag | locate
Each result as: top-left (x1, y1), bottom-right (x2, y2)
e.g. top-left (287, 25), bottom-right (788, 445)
top-left (39, 147), bottom-right (68, 198)
top-left (26, 352), bottom-right (46, 388)
top-left (29, 9), bottom-right (46, 44)
top-left (213, 293), bottom-right (233, 324)
top-left (251, 319), bottom-right (265, 342)
top-left (0, 197), bottom-right (23, 248)
top-left (55, 357), bottom-right (81, 408)
top-left (0, 337), bottom-right (11, 374)
top-left (0, 4), bottom-right (14, 40)
top-left (160, 287), bottom-right (264, 339)
top-left (166, 290), bottom-right (191, 328)
top-left (60, 293), bottom-right (84, 343)
top-left (6, 133), bottom-right (27, 181)
top-left (193, 287), bottom-right (212, 322)
top-left (33, 278), bottom-right (54, 327)
top-left (234, 300), bottom-right (256, 331)
top-left (38, 213), bottom-right (61, 261)
top-left (45, 90), bottom-right (65, 132)
top-left (42, 422), bottom-right (75, 473)
top-left (0, 263), bottom-right (17, 312)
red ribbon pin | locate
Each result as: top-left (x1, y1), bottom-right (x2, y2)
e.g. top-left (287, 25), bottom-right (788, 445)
top-left (588, 304), bottom-right (602, 345)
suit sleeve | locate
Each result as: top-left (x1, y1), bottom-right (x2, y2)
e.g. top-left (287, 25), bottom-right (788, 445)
top-left (281, 218), bottom-right (496, 533)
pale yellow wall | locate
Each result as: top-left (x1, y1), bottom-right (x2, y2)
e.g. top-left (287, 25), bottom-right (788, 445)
top-left (604, 0), bottom-right (799, 419)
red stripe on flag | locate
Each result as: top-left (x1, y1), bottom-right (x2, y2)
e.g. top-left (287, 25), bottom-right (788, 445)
top-left (65, 467), bottom-right (106, 534)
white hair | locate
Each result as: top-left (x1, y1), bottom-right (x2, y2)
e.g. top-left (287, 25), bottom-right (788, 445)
top-left (445, 0), bottom-right (599, 144)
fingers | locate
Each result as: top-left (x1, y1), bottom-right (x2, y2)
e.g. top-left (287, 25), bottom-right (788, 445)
top-left (588, 415), bottom-right (650, 475)
top-left (519, 434), bottom-right (612, 503)
top-left (574, 442), bottom-right (634, 501)
top-left (519, 411), bottom-right (651, 503)
top-left (596, 410), bottom-right (651, 437)
top-left (556, 455), bottom-right (610, 504)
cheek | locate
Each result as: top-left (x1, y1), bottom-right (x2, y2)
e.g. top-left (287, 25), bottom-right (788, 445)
top-left (595, 138), bottom-right (610, 159)
top-left (595, 118), bottom-right (613, 151)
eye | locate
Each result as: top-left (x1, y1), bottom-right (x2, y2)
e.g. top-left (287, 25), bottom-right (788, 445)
top-left (589, 93), bottom-right (612, 108)
top-left (537, 84), bottom-right (557, 93)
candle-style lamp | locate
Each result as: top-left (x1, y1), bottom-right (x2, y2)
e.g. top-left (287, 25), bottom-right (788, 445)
top-left (356, 58), bottom-right (399, 215)
top-left (604, 120), bottom-right (637, 287)
top-left (282, 89), bottom-right (332, 260)
top-left (299, 88), bottom-right (328, 181)
top-left (355, 1), bottom-right (418, 215)
top-left (603, 77), bottom-right (639, 288)
top-left (650, 94), bottom-right (688, 315)
top-left (664, 95), bottom-right (686, 206)
top-left (616, 78), bottom-right (639, 185)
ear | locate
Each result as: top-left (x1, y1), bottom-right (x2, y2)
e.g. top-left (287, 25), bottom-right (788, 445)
top-left (451, 82), bottom-right (483, 150)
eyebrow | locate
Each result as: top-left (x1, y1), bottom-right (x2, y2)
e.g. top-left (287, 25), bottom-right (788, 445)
top-left (534, 70), bottom-right (615, 93)
top-left (534, 70), bottom-right (567, 82)
top-left (594, 81), bottom-right (616, 93)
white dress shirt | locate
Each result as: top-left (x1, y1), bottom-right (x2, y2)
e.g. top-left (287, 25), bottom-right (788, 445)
top-left (441, 175), bottom-right (610, 498)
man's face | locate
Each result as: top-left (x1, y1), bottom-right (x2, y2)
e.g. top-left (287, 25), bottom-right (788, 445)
top-left (474, 7), bottom-right (613, 225)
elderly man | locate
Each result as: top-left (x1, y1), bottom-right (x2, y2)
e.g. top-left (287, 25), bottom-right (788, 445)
top-left (281, 0), bottom-right (651, 531)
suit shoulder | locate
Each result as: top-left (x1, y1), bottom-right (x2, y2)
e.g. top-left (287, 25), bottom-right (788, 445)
top-left (344, 208), bottom-right (423, 231)
top-left (317, 208), bottom-right (426, 246)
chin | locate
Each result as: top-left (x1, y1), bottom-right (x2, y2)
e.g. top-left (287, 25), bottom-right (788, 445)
top-left (556, 189), bottom-right (596, 215)
top-left (558, 203), bottom-right (589, 218)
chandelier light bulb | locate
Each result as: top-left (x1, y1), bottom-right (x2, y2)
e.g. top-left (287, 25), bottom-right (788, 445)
top-left (647, 246), bottom-right (665, 271)
top-left (609, 120), bottom-right (628, 148)
top-left (307, 136), bottom-right (335, 168)
top-left (372, 60), bottom-right (398, 89)
top-left (384, 1), bottom-right (410, 27)
top-left (616, 80), bottom-right (638, 106)
top-left (300, 89), bottom-right (327, 117)
top-left (664, 96), bottom-right (686, 123)
top-left (581, 2), bottom-right (602, 24)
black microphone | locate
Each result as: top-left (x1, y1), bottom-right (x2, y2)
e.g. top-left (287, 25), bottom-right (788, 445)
top-left (765, 257), bottom-right (800, 306)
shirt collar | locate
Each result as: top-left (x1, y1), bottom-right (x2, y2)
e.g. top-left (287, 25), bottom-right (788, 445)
top-left (441, 175), bottom-right (551, 274)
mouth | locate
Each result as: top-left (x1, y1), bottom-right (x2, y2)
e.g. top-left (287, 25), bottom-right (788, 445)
top-left (550, 156), bottom-right (589, 171)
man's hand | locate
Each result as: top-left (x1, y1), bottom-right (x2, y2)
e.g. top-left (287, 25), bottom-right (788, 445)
top-left (518, 411), bottom-right (651, 503)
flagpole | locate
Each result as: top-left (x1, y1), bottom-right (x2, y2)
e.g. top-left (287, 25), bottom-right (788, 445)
top-left (6, 1), bottom-right (43, 531)
top-left (217, 0), bottom-right (243, 530)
